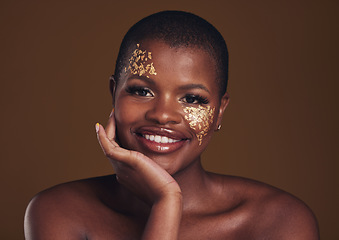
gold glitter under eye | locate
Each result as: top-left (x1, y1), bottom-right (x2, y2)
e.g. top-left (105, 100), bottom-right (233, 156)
top-left (183, 105), bottom-right (215, 145)
top-left (124, 44), bottom-right (157, 78)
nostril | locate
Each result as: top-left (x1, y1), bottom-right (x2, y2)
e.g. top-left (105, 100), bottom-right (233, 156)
top-left (145, 104), bottom-right (181, 125)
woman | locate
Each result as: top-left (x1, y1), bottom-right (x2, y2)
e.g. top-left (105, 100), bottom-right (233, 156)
top-left (24, 11), bottom-right (319, 239)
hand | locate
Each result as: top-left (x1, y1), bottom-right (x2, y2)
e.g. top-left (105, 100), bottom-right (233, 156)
top-left (96, 110), bottom-right (181, 204)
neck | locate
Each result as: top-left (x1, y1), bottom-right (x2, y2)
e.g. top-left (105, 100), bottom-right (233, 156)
top-left (172, 158), bottom-right (209, 210)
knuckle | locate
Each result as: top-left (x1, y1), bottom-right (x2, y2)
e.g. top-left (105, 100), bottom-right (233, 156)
top-left (104, 148), bottom-right (115, 158)
top-left (128, 152), bottom-right (141, 167)
top-left (116, 171), bottom-right (129, 184)
top-left (130, 151), bottom-right (143, 161)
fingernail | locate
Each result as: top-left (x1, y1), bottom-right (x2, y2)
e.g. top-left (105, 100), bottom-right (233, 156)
top-left (95, 123), bottom-right (100, 133)
top-left (109, 108), bottom-right (114, 117)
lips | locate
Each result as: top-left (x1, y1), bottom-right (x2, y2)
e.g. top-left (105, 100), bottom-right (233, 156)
top-left (134, 126), bottom-right (190, 154)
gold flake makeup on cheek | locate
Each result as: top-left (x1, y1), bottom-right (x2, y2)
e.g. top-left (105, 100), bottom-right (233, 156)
top-left (183, 105), bottom-right (215, 145)
top-left (124, 44), bottom-right (157, 78)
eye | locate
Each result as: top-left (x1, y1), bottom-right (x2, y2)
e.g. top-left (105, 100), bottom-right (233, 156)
top-left (180, 94), bottom-right (209, 104)
top-left (126, 86), bottom-right (154, 97)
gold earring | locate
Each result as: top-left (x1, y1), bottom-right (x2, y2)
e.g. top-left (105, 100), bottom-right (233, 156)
top-left (217, 124), bottom-right (222, 131)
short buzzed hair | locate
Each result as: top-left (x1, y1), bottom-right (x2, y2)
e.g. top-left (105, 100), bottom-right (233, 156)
top-left (114, 10), bottom-right (229, 96)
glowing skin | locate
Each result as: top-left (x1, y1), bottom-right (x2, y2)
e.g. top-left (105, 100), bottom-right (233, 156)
top-left (123, 42), bottom-right (218, 147)
top-left (183, 105), bottom-right (215, 145)
top-left (125, 44), bottom-right (157, 77)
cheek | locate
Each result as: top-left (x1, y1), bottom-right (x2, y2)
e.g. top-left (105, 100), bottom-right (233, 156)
top-left (115, 98), bottom-right (142, 126)
top-left (183, 105), bottom-right (215, 145)
top-left (114, 99), bottom-right (144, 149)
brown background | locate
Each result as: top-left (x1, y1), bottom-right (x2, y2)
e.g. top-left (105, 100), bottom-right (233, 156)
top-left (1, 0), bottom-right (338, 239)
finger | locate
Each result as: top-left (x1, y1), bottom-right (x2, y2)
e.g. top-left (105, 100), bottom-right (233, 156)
top-left (96, 123), bottom-right (146, 166)
top-left (105, 109), bottom-right (116, 141)
top-left (96, 123), bottom-right (118, 151)
top-left (96, 123), bottom-right (130, 160)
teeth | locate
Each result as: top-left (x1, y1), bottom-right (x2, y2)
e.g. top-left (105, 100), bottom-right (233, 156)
top-left (154, 135), bottom-right (161, 143)
top-left (162, 136), bottom-right (169, 144)
top-left (144, 134), bottom-right (179, 144)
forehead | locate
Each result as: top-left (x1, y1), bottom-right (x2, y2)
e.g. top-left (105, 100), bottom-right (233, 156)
top-left (124, 40), bottom-right (218, 89)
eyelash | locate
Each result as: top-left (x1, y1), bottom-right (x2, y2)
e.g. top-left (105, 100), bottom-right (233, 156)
top-left (181, 94), bottom-right (209, 105)
top-left (126, 86), bottom-right (209, 105)
top-left (126, 86), bottom-right (154, 97)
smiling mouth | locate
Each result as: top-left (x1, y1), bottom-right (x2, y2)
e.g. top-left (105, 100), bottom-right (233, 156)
top-left (143, 134), bottom-right (181, 144)
top-left (134, 128), bottom-right (189, 154)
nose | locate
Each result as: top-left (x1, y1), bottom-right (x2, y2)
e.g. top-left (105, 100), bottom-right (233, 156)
top-left (145, 95), bottom-right (181, 125)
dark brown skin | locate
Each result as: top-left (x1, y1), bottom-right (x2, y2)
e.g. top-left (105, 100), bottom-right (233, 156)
top-left (24, 40), bottom-right (319, 240)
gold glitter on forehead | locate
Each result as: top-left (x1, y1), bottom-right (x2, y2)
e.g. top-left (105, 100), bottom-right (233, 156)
top-left (183, 105), bottom-right (215, 145)
top-left (124, 44), bottom-right (157, 78)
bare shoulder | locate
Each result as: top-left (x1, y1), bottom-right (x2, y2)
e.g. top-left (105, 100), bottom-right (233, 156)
top-left (252, 182), bottom-right (319, 239)
top-left (208, 173), bottom-right (319, 239)
top-left (24, 175), bottom-right (117, 240)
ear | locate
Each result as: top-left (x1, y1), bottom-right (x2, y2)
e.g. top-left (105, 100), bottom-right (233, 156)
top-left (215, 92), bottom-right (230, 131)
top-left (109, 75), bottom-right (117, 106)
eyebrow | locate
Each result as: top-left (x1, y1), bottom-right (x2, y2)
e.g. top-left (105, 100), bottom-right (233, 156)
top-left (179, 84), bottom-right (210, 93)
top-left (127, 75), bottom-right (155, 85)
top-left (126, 76), bottom-right (210, 93)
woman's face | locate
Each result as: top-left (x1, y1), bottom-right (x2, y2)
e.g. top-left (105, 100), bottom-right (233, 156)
top-left (113, 40), bottom-right (229, 175)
